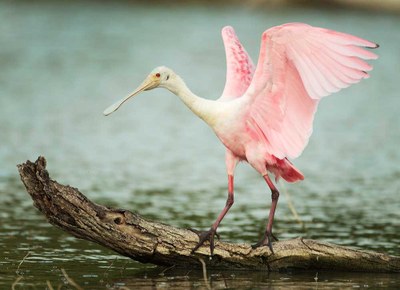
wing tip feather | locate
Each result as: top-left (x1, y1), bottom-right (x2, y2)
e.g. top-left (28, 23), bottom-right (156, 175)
top-left (365, 42), bottom-right (379, 49)
top-left (221, 26), bottom-right (235, 39)
top-left (365, 44), bottom-right (379, 59)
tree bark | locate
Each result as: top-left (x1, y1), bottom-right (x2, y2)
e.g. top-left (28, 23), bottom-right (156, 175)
top-left (17, 157), bottom-right (400, 272)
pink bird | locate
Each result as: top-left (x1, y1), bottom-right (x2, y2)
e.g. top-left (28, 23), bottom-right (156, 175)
top-left (104, 23), bottom-right (378, 255)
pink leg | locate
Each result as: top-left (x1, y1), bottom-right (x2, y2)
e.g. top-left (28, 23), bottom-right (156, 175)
top-left (252, 174), bottom-right (279, 253)
top-left (191, 175), bottom-right (234, 255)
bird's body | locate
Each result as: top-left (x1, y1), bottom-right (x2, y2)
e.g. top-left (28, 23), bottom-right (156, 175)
top-left (166, 74), bottom-right (305, 181)
top-left (212, 99), bottom-right (304, 181)
top-left (104, 23), bottom-right (378, 254)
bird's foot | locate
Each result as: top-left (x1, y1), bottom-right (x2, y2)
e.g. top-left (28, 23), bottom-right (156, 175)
top-left (189, 228), bottom-right (220, 256)
top-left (251, 231), bottom-right (279, 253)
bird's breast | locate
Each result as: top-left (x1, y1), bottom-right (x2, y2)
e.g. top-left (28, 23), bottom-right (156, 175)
top-left (213, 121), bottom-right (249, 160)
top-left (210, 99), bottom-right (255, 159)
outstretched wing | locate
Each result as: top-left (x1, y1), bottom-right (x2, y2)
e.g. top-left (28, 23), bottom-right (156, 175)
top-left (219, 26), bottom-right (255, 101)
top-left (244, 23), bottom-right (378, 159)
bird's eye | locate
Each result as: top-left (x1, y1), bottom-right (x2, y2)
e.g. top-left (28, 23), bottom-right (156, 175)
top-left (166, 75), bottom-right (170, 80)
top-left (156, 73), bottom-right (161, 78)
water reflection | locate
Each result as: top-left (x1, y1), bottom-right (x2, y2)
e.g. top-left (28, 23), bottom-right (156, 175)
top-left (115, 268), bottom-right (400, 289)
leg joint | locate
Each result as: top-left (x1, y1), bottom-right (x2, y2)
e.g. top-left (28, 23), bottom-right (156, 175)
top-left (226, 194), bottom-right (234, 207)
top-left (271, 189), bottom-right (279, 201)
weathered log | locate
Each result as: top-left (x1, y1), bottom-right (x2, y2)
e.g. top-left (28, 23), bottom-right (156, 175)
top-left (17, 157), bottom-right (400, 272)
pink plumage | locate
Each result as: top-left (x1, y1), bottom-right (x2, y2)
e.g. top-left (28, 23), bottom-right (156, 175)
top-left (219, 26), bottom-right (255, 100)
top-left (104, 23), bottom-right (378, 255)
top-left (218, 23), bottom-right (378, 183)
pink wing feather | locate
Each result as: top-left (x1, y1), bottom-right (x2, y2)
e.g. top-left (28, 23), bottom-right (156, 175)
top-left (245, 23), bottom-right (378, 159)
top-left (219, 26), bottom-right (255, 101)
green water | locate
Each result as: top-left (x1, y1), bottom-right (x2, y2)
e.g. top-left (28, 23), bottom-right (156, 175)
top-left (1, 1), bottom-right (399, 289)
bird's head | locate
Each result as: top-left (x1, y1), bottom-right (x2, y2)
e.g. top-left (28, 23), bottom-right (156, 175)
top-left (103, 66), bottom-right (176, 116)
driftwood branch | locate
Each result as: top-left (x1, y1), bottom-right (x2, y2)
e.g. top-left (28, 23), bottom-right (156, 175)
top-left (18, 157), bottom-right (400, 272)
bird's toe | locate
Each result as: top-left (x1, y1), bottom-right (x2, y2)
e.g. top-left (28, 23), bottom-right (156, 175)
top-left (252, 231), bottom-right (278, 253)
top-left (190, 228), bottom-right (218, 255)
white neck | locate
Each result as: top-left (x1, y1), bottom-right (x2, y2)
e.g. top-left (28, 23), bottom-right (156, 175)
top-left (166, 75), bottom-right (218, 126)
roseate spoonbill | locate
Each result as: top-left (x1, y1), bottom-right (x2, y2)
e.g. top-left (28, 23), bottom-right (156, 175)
top-left (104, 23), bottom-right (378, 255)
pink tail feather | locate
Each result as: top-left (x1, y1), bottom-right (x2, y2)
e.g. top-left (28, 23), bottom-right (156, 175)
top-left (270, 158), bottom-right (304, 183)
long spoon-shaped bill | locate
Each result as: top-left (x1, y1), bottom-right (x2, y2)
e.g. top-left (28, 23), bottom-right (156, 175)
top-left (103, 76), bottom-right (159, 116)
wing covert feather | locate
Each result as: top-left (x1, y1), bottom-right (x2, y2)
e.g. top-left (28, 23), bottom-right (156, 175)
top-left (243, 23), bottom-right (378, 159)
top-left (219, 26), bottom-right (255, 101)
